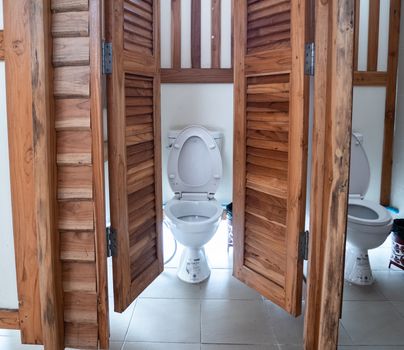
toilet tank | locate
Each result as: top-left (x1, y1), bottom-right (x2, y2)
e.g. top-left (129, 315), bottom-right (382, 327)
top-left (168, 128), bottom-right (224, 152)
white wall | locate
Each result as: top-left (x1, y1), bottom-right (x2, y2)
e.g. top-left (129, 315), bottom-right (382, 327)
top-left (391, 2), bottom-right (404, 214)
top-left (161, 0), bottom-right (234, 205)
top-left (0, 2), bottom-right (19, 308)
top-left (351, 0), bottom-right (391, 203)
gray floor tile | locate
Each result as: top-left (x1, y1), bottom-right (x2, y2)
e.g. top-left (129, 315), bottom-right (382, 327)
top-left (339, 323), bottom-right (354, 346)
top-left (202, 345), bottom-right (277, 350)
top-left (126, 299), bottom-right (201, 343)
top-left (265, 301), bottom-right (304, 345)
top-left (373, 271), bottom-right (404, 301)
top-left (343, 281), bottom-right (386, 301)
top-left (278, 346), bottom-right (302, 350)
top-left (110, 342), bottom-right (124, 350)
top-left (109, 297), bottom-right (136, 341)
top-left (123, 343), bottom-right (200, 350)
top-left (391, 301), bottom-right (404, 317)
top-left (341, 301), bottom-right (404, 345)
top-left (201, 299), bottom-right (275, 345)
top-left (140, 268), bottom-right (202, 299)
top-left (200, 269), bottom-right (261, 300)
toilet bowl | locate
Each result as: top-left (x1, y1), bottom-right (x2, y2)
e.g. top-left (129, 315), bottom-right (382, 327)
top-left (345, 133), bottom-right (393, 285)
top-left (164, 125), bottom-right (224, 283)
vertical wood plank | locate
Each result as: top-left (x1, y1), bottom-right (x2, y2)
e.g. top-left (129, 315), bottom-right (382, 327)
top-left (191, 0), bottom-right (201, 68)
top-left (367, 0), bottom-right (380, 71)
top-left (380, 0), bottom-right (401, 205)
top-left (89, 0), bottom-right (109, 347)
top-left (171, 0), bottom-right (181, 68)
top-left (0, 31), bottom-right (4, 61)
top-left (31, 0), bottom-right (64, 348)
top-left (304, 0), bottom-right (355, 349)
top-left (4, 0), bottom-right (43, 343)
top-left (211, 0), bottom-right (221, 68)
top-left (285, 0), bottom-right (309, 314)
top-left (232, 0), bottom-right (247, 277)
top-left (354, 0), bottom-right (360, 71)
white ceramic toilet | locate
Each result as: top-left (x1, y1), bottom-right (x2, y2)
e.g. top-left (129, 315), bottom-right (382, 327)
top-left (164, 125), bottom-right (224, 283)
top-left (345, 132), bottom-right (393, 285)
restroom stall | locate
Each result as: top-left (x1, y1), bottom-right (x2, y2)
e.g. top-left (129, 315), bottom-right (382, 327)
top-left (0, 0), bottom-right (356, 349)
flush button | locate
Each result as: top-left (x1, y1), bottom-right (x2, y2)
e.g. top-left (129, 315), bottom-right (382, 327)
top-left (174, 144), bottom-right (180, 149)
top-left (210, 144), bottom-right (216, 149)
top-left (169, 174), bottom-right (175, 179)
top-left (214, 174), bottom-right (221, 179)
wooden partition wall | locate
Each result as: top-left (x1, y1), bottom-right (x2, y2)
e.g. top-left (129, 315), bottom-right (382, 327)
top-left (161, 0), bottom-right (233, 83)
top-left (0, 30), bottom-right (4, 60)
top-left (352, 0), bottom-right (401, 205)
top-left (51, 0), bottom-right (108, 348)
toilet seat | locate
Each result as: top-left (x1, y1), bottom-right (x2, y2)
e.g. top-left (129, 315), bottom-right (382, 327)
top-left (167, 125), bottom-right (222, 198)
top-left (348, 198), bottom-right (393, 227)
top-left (165, 198), bottom-right (223, 233)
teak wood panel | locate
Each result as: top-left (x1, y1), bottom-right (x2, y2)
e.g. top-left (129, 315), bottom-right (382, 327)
top-left (233, 0), bottom-right (308, 316)
top-left (304, 0), bottom-right (355, 349)
top-left (0, 31), bottom-right (4, 61)
top-left (0, 309), bottom-right (20, 330)
top-left (106, 0), bottom-right (163, 314)
top-left (4, 0), bottom-right (43, 343)
top-left (380, 0), bottom-right (401, 205)
top-left (51, 0), bottom-right (108, 348)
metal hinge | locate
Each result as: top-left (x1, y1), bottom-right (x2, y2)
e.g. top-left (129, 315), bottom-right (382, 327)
top-left (299, 230), bottom-right (310, 261)
top-left (304, 42), bottom-right (315, 76)
top-left (102, 42), bottom-right (113, 75)
top-left (106, 226), bottom-right (117, 257)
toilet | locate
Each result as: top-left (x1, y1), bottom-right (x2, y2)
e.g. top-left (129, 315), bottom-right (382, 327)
top-left (345, 132), bottom-right (393, 285)
top-left (164, 125), bottom-right (224, 283)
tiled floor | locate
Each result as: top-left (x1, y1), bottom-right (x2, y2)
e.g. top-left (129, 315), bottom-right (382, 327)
top-left (2, 221), bottom-right (404, 349)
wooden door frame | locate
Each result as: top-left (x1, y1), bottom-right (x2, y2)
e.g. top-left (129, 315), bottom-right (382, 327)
top-left (304, 0), bottom-right (355, 349)
top-left (3, 0), bottom-right (64, 347)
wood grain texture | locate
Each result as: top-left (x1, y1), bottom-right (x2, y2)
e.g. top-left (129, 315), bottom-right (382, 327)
top-left (367, 0), bottom-right (380, 71)
top-left (0, 31), bottom-right (4, 61)
top-left (304, 0), bottom-right (355, 349)
top-left (211, 0), bottom-right (221, 68)
top-left (51, 0), bottom-right (89, 12)
top-left (171, 0), bottom-right (181, 68)
top-left (53, 37), bottom-right (90, 66)
top-left (0, 309), bottom-right (20, 330)
top-left (233, 0), bottom-right (307, 317)
top-left (380, 0), bottom-right (401, 205)
top-left (55, 98), bottom-right (91, 130)
top-left (54, 66), bottom-right (90, 97)
top-left (353, 71), bottom-right (387, 86)
top-left (52, 11), bottom-right (89, 37)
top-left (354, 0), bottom-right (360, 71)
top-left (161, 68), bottom-right (234, 83)
top-left (31, 0), bottom-right (64, 347)
top-left (89, 0), bottom-right (109, 346)
top-left (64, 322), bottom-right (98, 349)
top-left (60, 231), bottom-right (96, 261)
top-left (107, 0), bottom-right (163, 314)
top-left (191, 0), bottom-right (201, 68)
top-left (62, 261), bottom-right (97, 292)
top-left (4, 0), bottom-right (43, 343)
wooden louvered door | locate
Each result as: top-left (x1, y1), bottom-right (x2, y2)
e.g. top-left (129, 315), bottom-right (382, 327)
top-left (106, 0), bottom-right (163, 313)
top-left (233, 0), bottom-right (309, 316)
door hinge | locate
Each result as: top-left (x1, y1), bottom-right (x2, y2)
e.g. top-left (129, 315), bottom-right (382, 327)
top-left (102, 42), bottom-right (113, 75)
top-left (299, 230), bottom-right (310, 261)
top-left (304, 42), bottom-right (315, 76)
top-left (106, 226), bottom-right (117, 257)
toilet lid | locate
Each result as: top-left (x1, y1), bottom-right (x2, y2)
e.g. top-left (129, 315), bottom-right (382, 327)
top-left (167, 125), bottom-right (222, 195)
top-left (349, 134), bottom-right (370, 197)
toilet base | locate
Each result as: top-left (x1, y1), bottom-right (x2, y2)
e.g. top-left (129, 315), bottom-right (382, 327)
top-left (344, 246), bottom-right (374, 285)
top-left (177, 247), bottom-right (210, 284)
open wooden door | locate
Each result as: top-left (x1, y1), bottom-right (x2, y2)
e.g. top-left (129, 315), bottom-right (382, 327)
top-left (233, 0), bottom-right (309, 316)
top-left (106, 0), bottom-right (163, 313)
